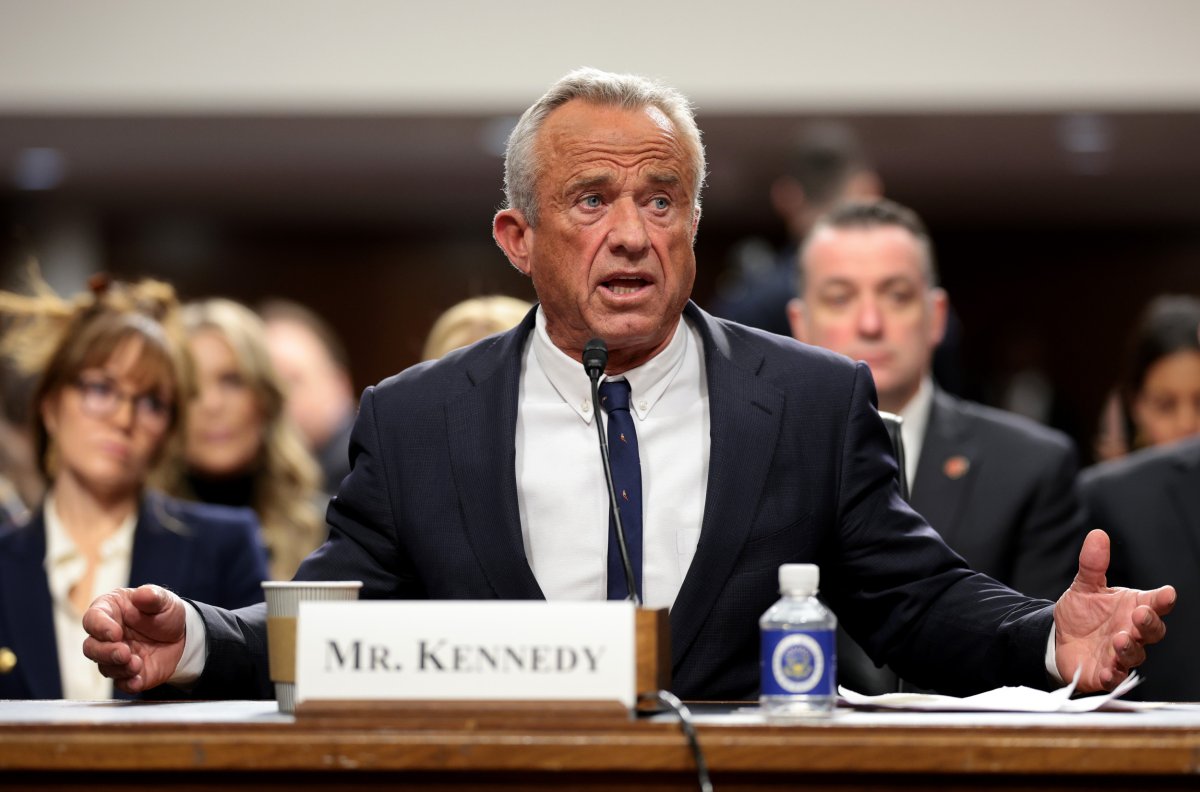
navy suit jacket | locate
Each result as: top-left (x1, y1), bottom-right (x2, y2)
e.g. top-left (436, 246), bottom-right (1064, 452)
top-left (194, 303), bottom-right (1055, 701)
top-left (1081, 436), bottom-right (1200, 701)
top-left (0, 492), bottom-right (267, 699)
top-left (911, 390), bottom-right (1085, 601)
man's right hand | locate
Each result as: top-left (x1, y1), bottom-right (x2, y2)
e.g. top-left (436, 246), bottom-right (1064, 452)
top-left (82, 584), bottom-right (187, 694)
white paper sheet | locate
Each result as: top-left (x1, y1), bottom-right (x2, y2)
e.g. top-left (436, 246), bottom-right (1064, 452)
top-left (838, 668), bottom-right (1145, 713)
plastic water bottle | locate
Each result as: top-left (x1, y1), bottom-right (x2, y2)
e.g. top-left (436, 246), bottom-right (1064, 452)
top-left (759, 563), bottom-right (837, 719)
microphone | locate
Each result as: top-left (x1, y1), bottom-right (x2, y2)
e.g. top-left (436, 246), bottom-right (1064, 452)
top-left (583, 338), bottom-right (641, 606)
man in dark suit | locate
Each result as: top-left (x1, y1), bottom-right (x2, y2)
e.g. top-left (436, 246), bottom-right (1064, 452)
top-left (82, 68), bottom-right (1170, 702)
top-left (1081, 435), bottom-right (1200, 701)
top-left (788, 199), bottom-right (1084, 601)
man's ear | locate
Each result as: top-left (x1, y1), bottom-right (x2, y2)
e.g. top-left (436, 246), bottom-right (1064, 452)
top-left (493, 209), bottom-right (533, 277)
top-left (929, 287), bottom-right (949, 347)
top-left (691, 204), bottom-right (702, 243)
top-left (786, 297), bottom-right (808, 343)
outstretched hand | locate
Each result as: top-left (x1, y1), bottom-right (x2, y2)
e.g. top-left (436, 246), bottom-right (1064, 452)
top-left (81, 584), bottom-right (188, 694)
top-left (1054, 529), bottom-right (1175, 692)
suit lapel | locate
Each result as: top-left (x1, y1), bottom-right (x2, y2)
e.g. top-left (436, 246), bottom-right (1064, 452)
top-left (446, 313), bottom-right (544, 600)
top-left (128, 496), bottom-right (189, 590)
top-left (910, 390), bottom-right (978, 545)
top-left (670, 305), bottom-right (784, 665)
top-left (1164, 442), bottom-right (1200, 572)
top-left (0, 512), bottom-right (63, 698)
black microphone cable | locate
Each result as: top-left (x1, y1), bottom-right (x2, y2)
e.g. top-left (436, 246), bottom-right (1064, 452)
top-left (583, 337), bottom-right (641, 606)
top-left (643, 689), bottom-right (713, 792)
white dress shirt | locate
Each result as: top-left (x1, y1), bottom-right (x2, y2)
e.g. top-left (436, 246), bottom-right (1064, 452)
top-left (45, 492), bottom-right (136, 699)
top-left (516, 308), bottom-right (710, 609)
top-left (898, 376), bottom-right (934, 495)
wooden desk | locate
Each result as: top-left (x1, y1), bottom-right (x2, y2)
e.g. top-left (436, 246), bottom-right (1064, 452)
top-left (2, 700), bottom-right (1199, 791)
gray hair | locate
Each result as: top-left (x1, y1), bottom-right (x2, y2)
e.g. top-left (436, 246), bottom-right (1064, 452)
top-left (503, 67), bottom-right (706, 225)
top-left (797, 198), bottom-right (939, 297)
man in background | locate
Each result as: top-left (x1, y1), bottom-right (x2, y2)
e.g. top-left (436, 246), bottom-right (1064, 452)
top-left (789, 199), bottom-right (1085, 600)
top-left (792, 199), bottom-right (1084, 600)
top-left (260, 299), bottom-right (357, 493)
top-left (709, 123), bottom-right (882, 336)
top-left (789, 199), bottom-right (1087, 692)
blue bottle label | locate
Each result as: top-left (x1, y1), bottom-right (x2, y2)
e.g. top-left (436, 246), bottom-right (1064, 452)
top-left (761, 628), bottom-right (836, 696)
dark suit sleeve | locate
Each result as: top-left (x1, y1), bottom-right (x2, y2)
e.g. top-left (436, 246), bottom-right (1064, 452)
top-left (825, 364), bottom-right (1056, 695)
top-left (188, 600), bottom-right (274, 700)
top-left (293, 385), bottom-right (421, 596)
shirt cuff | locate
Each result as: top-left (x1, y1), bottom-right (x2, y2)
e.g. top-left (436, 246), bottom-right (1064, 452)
top-left (1045, 620), bottom-right (1065, 685)
top-left (167, 600), bottom-right (208, 687)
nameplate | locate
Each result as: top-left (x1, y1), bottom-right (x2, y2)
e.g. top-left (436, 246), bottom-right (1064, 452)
top-left (294, 601), bottom-right (636, 709)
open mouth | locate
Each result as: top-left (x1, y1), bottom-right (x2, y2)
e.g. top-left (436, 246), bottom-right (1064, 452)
top-left (602, 277), bottom-right (649, 295)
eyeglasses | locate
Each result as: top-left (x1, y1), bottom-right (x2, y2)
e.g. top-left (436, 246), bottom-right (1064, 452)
top-left (72, 376), bottom-right (173, 431)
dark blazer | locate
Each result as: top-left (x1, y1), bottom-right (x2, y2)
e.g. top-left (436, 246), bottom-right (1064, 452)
top-left (0, 493), bottom-right (268, 699)
top-left (1081, 436), bottom-right (1200, 702)
top-left (193, 303), bottom-right (1055, 701)
top-left (911, 390), bottom-right (1085, 601)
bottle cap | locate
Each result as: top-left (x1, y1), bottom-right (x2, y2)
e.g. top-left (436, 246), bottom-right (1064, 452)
top-left (779, 563), bottom-right (819, 595)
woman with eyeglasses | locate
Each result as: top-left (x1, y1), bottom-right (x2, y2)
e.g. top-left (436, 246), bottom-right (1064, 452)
top-left (156, 299), bottom-right (324, 581)
top-left (0, 275), bottom-right (267, 700)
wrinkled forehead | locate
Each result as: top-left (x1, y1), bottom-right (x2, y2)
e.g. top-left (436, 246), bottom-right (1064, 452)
top-left (537, 101), bottom-right (696, 190)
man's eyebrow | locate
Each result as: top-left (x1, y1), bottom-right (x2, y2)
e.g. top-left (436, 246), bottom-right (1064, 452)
top-left (645, 170), bottom-right (681, 188)
top-left (565, 173), bottom-right (616, 195)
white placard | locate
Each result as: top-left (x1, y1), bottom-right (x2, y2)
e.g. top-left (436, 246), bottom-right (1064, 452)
top-left (294, 601), bottom-right (636, 709)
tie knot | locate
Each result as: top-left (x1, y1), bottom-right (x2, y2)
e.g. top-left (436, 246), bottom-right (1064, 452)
top-left (598, 379), bottom-right (632, 413)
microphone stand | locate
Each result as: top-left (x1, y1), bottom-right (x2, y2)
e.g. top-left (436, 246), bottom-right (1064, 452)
top-left (584, 338), bottom-right (641, 606)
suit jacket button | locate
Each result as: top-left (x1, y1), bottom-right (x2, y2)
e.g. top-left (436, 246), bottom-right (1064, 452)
top-left (0, 647), bottom-right (15, 674)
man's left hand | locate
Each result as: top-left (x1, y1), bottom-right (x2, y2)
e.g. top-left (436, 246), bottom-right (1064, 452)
top-left (1055, 529), bottom-right (1175, 692)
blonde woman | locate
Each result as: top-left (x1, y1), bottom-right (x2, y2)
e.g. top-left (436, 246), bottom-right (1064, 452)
top-left (422, 295), bottom-right (533, 361)
top-left (0, 275), bottom-right (267, 699)
top-left (157, 299), bottom-right (324, 580)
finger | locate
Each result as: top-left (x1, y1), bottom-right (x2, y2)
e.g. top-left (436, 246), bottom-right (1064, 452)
top-left (1072, 529), bottom-right (1110, 591)
top-left (1137, 585), bottom-right (1177, 617)
top-left (1097, 665), bottom-right (1127, 692)
top-left (81, 600), bottom-right (124, 643)
top-left (129, 584), bottom-right (173, 616)
top-left (82, 636), bottom-right (131, 666)
top-left (1128, 605), bottom-right (1168, 645)
top-left (1113, 631), bottom-right (1146, 670)
top-left (92, 648), bottom-right (142, 680)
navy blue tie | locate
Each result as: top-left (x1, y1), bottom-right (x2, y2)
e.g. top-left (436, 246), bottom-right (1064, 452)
top-left (599, 379), bottom-right (642, 601)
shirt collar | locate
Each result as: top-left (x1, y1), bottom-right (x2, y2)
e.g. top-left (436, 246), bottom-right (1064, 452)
top-left (898, 376), bottom-right (935, 477)
top-left (44, 491), bottom-right (139, 568)
top-left (530, 306), bottom-right (691, 424)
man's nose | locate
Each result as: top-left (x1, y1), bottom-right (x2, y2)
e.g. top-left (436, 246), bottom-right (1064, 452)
top-left (607, 198), bottom-right (650, 255)
top-left (856, 298), bottom-right (884, 338)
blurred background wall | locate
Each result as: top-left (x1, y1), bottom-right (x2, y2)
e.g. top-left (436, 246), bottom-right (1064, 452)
top-left (2, 0), bottom-right (1199, 462)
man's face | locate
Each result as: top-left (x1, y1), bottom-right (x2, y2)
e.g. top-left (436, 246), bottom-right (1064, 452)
top-left (494, 100), bottom-right (699, 371)
top-left (789, 225), bottom-right (947, 413)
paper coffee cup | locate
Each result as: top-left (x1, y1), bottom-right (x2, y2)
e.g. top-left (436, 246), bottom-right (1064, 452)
top-left (262, 580), bottom-right (363, 713)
